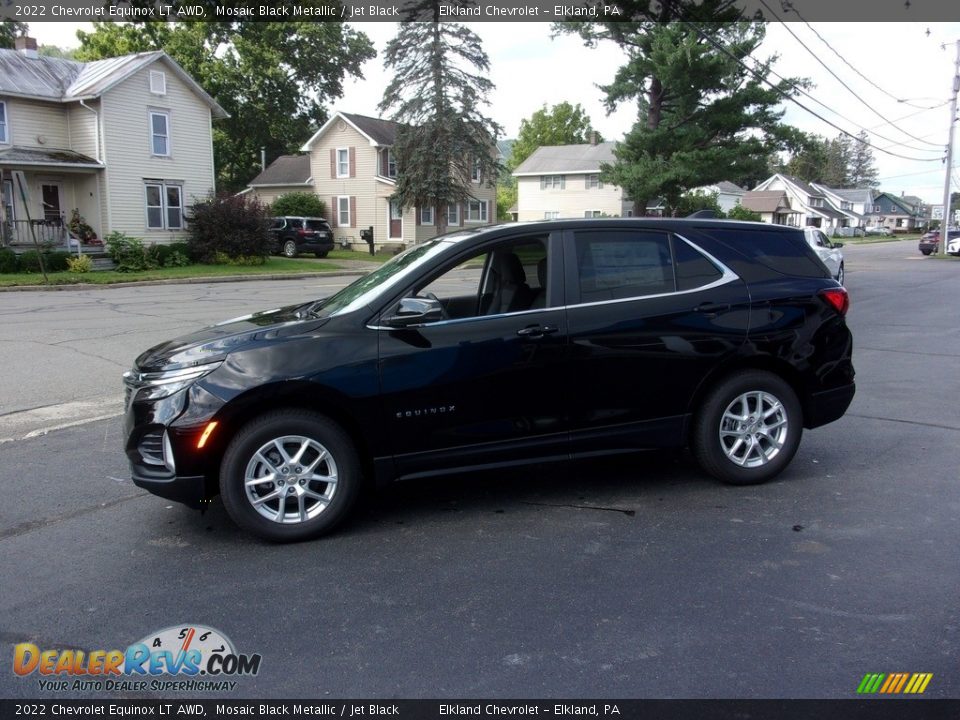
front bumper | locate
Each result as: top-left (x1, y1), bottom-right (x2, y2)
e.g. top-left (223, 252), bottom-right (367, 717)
top-left (132, 468), bottom-right (208, 508)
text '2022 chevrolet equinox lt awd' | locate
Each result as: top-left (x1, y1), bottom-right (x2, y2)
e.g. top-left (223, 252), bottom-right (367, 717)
top-left (124, 219), bottom-right (855, 541)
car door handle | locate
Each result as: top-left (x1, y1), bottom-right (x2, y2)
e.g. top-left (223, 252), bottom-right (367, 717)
top-left (694, 302), bottom-right (730, 314)
top-left (516, 324), bottom-right (558, 338)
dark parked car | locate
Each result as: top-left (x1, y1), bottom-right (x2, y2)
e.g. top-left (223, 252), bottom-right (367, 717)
top-left (123, 219), bottom-right (855, 541)
top-left (268, 216), bottom-right (335, 258)
top-left (919, 229), bottom-right (960, 255)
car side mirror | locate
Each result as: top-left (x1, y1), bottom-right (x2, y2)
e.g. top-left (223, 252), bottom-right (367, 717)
top-left (386, 297), bottom-right (444, 327)
top-left (832, 241), bottom-right (844, 248)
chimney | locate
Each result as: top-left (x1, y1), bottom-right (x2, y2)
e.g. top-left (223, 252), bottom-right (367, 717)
top-left (15, 36), bottom-right (39, 59)
top-left (589, 130), bottom-right (597, 146)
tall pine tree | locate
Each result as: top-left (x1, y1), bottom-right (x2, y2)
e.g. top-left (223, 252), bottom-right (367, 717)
top-left (556, 3), bottom-right (807, 215)
top-left (848, 131), bottom-right (880, 188)
top-left (379, 1), bottom-right (501, 235)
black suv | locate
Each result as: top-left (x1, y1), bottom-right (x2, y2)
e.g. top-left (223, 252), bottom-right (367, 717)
top-left (123, 219), bottom-right (855, 541)
top-left (268, 216), bottom-right (335, 258)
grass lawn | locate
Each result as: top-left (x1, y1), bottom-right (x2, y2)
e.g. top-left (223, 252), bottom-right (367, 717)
top-left (326, 249), bottom-right (394, 263)
top-left (843, 234), bottom-right (919, 245)
top-left (0, 257), bottom-right (344, 288)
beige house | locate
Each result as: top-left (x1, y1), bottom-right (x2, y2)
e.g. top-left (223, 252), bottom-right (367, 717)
top-left (512, 141), bottom-right (633, 221)
top-left (244, 154), bottom-right (313, 207)
top-left (297, 111), bottom-right (496, 250)
top-left (0, 37), bottom-right (227, 248)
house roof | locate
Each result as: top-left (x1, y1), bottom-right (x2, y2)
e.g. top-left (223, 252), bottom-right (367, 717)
top-left (874, 191), bottom-right (920, 215)
top-left (715, 181), bottom-right (746, 194)
top-left (512, 142), bottom-right (617, 176)
top-left (830, 188), bottom-right (874, 203)
top-left (741, 190), bottom-right (795, 214)
top-left (0, 48), bottom-right (227, 118)
top-left (0, 146), bottom-right (103, 168)
top-left (247, 154), bottom-right (312, 187)
top-left (301, 111), bottom-right (401, 150)
top-left (779, 174), bottom-right (824, 198)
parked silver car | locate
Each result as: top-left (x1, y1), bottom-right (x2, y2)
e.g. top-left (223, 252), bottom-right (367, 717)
top-left (804, 227), bottom-right (845, 284)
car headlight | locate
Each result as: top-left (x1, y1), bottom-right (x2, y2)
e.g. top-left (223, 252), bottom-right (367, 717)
top-left (123, 361), bottom-right (223, 403)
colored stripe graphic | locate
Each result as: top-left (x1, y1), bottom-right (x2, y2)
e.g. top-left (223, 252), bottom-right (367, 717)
top-left (857, 672), bottom-right (932, 694)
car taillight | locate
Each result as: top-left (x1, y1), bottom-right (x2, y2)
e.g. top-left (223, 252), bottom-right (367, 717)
top-left (297, 228), bottom-right (307, 237)
top-left (820, 287), bottom-right (849, 316)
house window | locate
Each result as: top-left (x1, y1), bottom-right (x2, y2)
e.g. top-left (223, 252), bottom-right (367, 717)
top-left (874, 204), bottom-right (881, 212)
top-left (387, 150), bottom-right (397, 178)
top-left (809, 197), bottom-right (823, 208)
top-left (337, 196), bottom-right (351, 227)
top-left (841, 202), bottom-right (852, 210)
top-left (149, 70), bottom-right (166, 95)
top-left (471, 159), bottom-right (482, 182)
top-left (465, 199), bottom-right (488, 223)
top-left (544, 211), bottom-right (559, 219)
top-left (446, 203), bottom-right (460, 226)
top-left (0, 101), bottom-right (8, 144)
top-left (144, 181), bottom-right (182, 230)
top-left (336, 148), bottom-right (349, 178)
top-left (420, 206), bottom-right (434, 225)
top-left (540, 175), bottom-right (565, 189)
top-left (584, 210), bottom-right (602, 218)
top-left (149, 111), bottom-right (170, 157)
top-left (586, 174), bottom-right (602, 189)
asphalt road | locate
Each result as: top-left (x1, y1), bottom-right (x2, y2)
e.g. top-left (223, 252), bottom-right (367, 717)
top-left (1, 240), bottom-right (958, 700)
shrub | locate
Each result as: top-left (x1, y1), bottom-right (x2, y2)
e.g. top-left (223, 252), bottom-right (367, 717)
top-left (187, 194), bottom-right (271, 264)
top-left (212, 251), bottom-right (265, 266)
top-left (727, 204), bottom-right (762, 222)
top-left (165, 250), bottom-right (191, 268)
top-left (67, 254), bottom-right (94, 273)
top-left (270, 192), bottom-right (327, 219)
top-left (18, 251), bottom-right (71, 273)
top-left (67, 208), bottom-right (97, 243)
top-left (105, 231), bottom-right (158, 272)
top-left (0, 248), bottom-right (17, 273)
top-left (147, 243), bottom-right (173, 267)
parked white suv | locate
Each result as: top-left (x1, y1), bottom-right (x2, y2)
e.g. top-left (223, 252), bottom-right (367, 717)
top-left (803, 227), bottom-right (845, 284)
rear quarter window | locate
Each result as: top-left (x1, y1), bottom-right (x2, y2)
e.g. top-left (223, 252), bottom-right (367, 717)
top-left (305, 220), bottom-right (329, 230)
top-left (698, 227), bottom-right (830, 279)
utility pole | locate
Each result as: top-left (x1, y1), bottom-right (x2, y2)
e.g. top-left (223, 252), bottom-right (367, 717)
top-left (939, 39), bottom-right (960, 257)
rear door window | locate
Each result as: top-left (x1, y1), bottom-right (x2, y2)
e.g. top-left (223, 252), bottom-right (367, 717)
top-left (572, 230), bottom-right (673, 302)
top-left (305, 219), bottom-right (328, 231)
top-left (698, 227), bottom-right (829, 278)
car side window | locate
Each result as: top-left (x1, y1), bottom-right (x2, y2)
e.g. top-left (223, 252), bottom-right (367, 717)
top-left (270, 219), bottom-right (285, 230)
top-left (673, 236), bottom-right (722, 291)
top-left (412, 235), bottom-right (550, 321)
top-left (574, 230), bottom-right (673, 302)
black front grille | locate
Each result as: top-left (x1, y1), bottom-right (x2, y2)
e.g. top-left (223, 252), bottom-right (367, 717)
top-left (138, 431), bottom-right (165, 467)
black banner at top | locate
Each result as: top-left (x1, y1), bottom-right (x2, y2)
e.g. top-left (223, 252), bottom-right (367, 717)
top-left (1, 0), bottom-right (959, 23)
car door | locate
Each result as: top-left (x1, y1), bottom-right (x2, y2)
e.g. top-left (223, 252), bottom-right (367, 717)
top-left (562, 227), bottom-right (749, 455)
top-left (812, 229), bottom-right (841, 277)
top-left (376, 232), bottom-right (568, 478)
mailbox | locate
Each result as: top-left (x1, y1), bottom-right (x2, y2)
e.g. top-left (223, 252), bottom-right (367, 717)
top-left (359, 226), bottom-right (375, 255)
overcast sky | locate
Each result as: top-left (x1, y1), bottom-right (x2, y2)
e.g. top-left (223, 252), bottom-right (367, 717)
top-left (27, 21), bottom-right (960, 204)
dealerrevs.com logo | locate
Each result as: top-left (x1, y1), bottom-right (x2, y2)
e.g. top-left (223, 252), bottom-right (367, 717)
top-left (13, 624), bottom-right (261, 693)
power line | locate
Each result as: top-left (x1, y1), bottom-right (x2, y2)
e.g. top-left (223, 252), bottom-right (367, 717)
top-left (780, 6), bottom-right (947, 111)
top-left (757, 0), bottom-right (944, 148)
top-left (865, 102), bottom-right (950, 133)
top-left (681, 20), bottom-right (943, 163)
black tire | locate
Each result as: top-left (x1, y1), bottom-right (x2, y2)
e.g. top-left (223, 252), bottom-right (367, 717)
top-left (921, 250), bottom-right (932, 256)
top-left (315, 251), bottom-right (329, 258)
top-left (282, 240), bottom-right (298, 258)
top-left (219, 410), bottom-right (361, 541)
top-left (691, 370), bottom-right (802, 486)
top-left (836, 262), bottom-right (844, 284)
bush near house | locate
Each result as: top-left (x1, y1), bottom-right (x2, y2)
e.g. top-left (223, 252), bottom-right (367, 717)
top-left (18, 250), bottom-right (71, 273)
top-left (187, 194), bottom-right (272, 264)
top-left (0, 248), bottom-right (18, 273)
top-left (106, 232), bottom-right (158, 273)
top-left (270, 192), bottom-right (327, 219)
top-left (727, 205), bottom-right (762, 222)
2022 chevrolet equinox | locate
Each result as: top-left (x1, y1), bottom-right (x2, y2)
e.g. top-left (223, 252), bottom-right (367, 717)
top-left (123, 219), bottom-right (855, 541)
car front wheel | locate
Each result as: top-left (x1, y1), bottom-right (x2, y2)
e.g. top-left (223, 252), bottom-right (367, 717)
top-left (219, 410), bottom-right (361, 541)
top-left (282, 240), bottom-right (298, 258)
top-left (836, 263), bottom-right (844, 284)
top-left (692, 371), bottom-right (802, 486)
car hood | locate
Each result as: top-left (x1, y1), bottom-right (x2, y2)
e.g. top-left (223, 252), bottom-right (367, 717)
top-left (134, 303), bottom-right (328, 372)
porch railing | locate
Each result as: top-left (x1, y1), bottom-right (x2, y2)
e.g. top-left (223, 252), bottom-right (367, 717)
top-left (1, 218), bottom-right (69, 247)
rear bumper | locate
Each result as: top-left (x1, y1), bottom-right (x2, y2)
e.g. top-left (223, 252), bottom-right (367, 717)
top-left (805, 382), bottom-right (855, 429)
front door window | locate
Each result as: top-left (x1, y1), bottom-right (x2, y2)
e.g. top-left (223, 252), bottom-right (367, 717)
top-left (41, 184), bottom-right (62, 224)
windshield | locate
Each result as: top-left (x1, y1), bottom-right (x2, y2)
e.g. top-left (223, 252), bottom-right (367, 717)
top-left (309, 239), bottom-right (451, 318)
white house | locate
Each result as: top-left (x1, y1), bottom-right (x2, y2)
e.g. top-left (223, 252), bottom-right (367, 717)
top-left (690, 181), bottom-right (746, 213)
top-left (512, 141), bottom-right (633, 221)
top-left (745, 174), bottom-right (847, 230)
top-left (0, 37), bottom-right (227, 248)
top-left (293, 111), bottom-right (497, 250)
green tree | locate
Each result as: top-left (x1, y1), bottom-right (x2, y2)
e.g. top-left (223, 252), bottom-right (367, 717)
top-left (76, 13), bottom-right (374, 192)
top-left (848, 130), bottom-right (880, 188)
top-left (379, 1), bottom-right (502, 235)
top-left (784, 134), bottom-right (829, 182)
top-left (557, 3), bottom-right (808, 215)
top-left (38, 45), bottom-right (79, 59)
top-left (670, 190), bottom-right (722, 218)
top-left (497, 183), bottom-right (517, 221)
top-left (822, 134), bottom-right (852, 187)
top-left (727, 204), bottom-right (762, 221)
top-left (0, 21), bottom-right (28, 49)
top-left (270, 192), bottom-right (327, 219)
top-left (507, 102), bottom-right (599, 171)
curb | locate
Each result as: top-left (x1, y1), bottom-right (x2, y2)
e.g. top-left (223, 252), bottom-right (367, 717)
top-left (0, 269), bottom-right (372, 292)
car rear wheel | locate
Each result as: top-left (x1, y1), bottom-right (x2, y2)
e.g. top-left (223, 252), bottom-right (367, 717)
top-left (219, 410), bottom-right (360, 541)
top-left (282, 240), bottom-right (298, 258)
top-left (315, 251), bottom-right (329, 258)
top-left (692, 371), bottom-right (802, 486)
top-left (836, 262), bottom-right (844, 284)
top-left (921, 250), bottom-right (932, 256)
